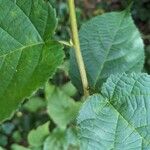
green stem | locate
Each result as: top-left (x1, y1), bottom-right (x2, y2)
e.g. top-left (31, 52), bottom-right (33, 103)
top-left (68, 0), bottom-right (89, 96)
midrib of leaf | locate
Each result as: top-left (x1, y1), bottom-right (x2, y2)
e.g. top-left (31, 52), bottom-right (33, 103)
top-left (0, 44), bottom-right (41, 98)
top-left (0, 0), bottom-right (46, 58)
top-left (0, 42), bottom-right (44, 58)
top-left (0, 43), bottom-right (63, 102)
top-left (0, 0), bottom-right (49, 97)
top-left (107, 97), bottom-right (149, 146)
top-left (112, 115), bottom-right (120, 149)
top-left (93, 11), bottom-right (127, 89)
top-left (101, 73), bottom-right (150, 143)
top-left (79, 94), bottom-right (150, 147)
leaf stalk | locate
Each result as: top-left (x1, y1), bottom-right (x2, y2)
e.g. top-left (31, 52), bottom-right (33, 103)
top-left (68, 0), bottom-right (89, 96)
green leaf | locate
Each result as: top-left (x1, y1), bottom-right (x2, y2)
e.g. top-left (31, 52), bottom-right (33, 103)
top-left (0, 134), bottom-right (7, 147)
top-left (61, 82), bottom-right (77, 97)
top-left (0, 147), bottom-right (5, 150)
top-left (11, 0), bottom-right (57, 40)
top-left (12, 131), bottom-right (22, 143)
top-left (44, 127), bottom-right (79, 150)
top-left (1, 122), bottom-right (15, 135)
top-left (28, 122), bottom-right (50, 148)
top-left (44, 128), bottom-right (67, 150)
top-left (70, 10), bottom-right (144, 93)
top-left (11, 144), bottom-right (31, 150)
top-left (66, 127), bottom-right (80, 150)
top-left (23, 97), bottom-right (46, 113)
top-left (46, 84), bottom-right (81, 129)
top-left (0, 0), bottom-right (64, 121)
top-left (78, 73), bottom-right (150, 150)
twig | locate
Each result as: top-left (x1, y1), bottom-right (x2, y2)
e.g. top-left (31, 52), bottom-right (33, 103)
top-left (68, 0), bottom-right (89, 96)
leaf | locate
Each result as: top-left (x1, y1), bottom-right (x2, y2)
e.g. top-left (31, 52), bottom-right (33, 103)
top-left (11, 144), bottom-right (31, 150)
top-left (1, 122), bottom-right (15, 135)
top-left (0, 0), bottom-right (64, 121)
top-left (23, 97), bottom-right (46, 113)
top-left (70, 9), bottom-right (144, 93)
top-left (43, 127), bottom-right (79, 150)
top-left (44, 128), bottom-right (67, 150)
top-left (12, 131), bottom-right (22, 143)
top-left (77, 73), bottom-right (150, 150)
top-left (11, 0), bottom-right (57, 40)
top-left (0, 147), bottom-right (5, 150)
top-left (0, 134), bottom-right (7, 147)
top-left (66, 127), bottom-right (80, 150)
top-left (28, 122), bottom-right (50, 148)
top-left (61, 82), bottom-right (77, 97)
top-left (45, 84), bottom-right (81, 129)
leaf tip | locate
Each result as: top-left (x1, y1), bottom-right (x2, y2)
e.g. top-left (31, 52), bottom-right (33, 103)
top-left (125, 2), bottom-right (133, 13)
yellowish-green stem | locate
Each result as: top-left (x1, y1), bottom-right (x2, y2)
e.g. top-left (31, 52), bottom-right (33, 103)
top-left (68, 0), bottom-right (89, 96)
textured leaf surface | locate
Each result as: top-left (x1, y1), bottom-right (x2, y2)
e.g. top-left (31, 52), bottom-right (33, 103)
top-left (46, 84), bottom-right (81, 129)
top-left (70, 10), bottom-right (144, 93)
top-left (0, 0), bottom-right (64, 121)
top-left (11, 0), bottom-right (57, 40)
top-left (78, 73), bottom-right (150, 150)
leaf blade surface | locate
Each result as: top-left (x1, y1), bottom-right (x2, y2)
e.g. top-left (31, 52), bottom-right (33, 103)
top-left (0, 0), bottom-right (64, 121)
top-left (70, 10), bottom-right (144, 93)
top-left (78, 73), bottom-right (150, 150)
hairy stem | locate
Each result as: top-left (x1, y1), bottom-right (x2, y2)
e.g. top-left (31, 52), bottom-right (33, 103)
top-left (68, 0), bottom-right (89, 96)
